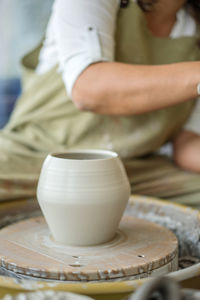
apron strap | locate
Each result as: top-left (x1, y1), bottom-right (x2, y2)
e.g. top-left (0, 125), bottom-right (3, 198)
top-left (120, 0), bottom-right (130, 8)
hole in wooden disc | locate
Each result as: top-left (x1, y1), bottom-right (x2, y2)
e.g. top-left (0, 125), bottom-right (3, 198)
top-left (138, 255), bottom-right (145, 258)
top-left (69, 264), bottom-right (84, 268)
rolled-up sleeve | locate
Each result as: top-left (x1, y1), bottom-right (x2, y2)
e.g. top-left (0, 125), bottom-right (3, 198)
top-left (52, 0), bottom-right (119, 97)
top-left (184, 98), bottom-right (200, 135)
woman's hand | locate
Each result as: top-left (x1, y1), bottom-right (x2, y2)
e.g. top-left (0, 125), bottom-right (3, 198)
top-left (173, 130), bottom-right (200, 173)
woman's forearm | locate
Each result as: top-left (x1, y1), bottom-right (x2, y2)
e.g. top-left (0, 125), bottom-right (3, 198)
top-left (72, 61), bottom-right (200, 115)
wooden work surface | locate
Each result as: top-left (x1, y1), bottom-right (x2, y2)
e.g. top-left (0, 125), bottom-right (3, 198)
top-left (0, 215), bottom-right (178, 281)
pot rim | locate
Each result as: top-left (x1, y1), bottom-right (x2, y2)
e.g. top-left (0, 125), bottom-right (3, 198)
top-left (49, 149), bottom-right (119, 162)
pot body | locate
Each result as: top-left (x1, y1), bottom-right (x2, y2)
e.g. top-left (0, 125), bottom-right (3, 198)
top-left (37, 150), bottom-right (130, 246)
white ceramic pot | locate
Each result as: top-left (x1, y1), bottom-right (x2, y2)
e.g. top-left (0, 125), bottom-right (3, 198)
top-left (37, 150), bottom-right (130, 246)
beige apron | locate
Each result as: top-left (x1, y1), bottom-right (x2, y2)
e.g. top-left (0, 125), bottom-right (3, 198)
top-left (0, 1), bottom-right (200, 205)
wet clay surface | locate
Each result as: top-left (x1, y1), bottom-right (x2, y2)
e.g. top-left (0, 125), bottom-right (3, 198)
top-left (0, 216), bottom-right (178, 281)
top-left (0, 196), bottom-right (199, 283)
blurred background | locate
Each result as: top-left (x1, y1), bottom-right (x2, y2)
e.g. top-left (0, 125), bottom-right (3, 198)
top-left (0, 0), bottom-right (53, 128)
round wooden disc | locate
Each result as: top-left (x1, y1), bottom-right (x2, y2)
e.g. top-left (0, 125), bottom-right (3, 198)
top-left (0, 216), bottom-right (178, 281)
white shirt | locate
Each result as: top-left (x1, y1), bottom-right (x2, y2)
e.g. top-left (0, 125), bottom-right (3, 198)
top-left (36, 0), bottom-right (200, 135)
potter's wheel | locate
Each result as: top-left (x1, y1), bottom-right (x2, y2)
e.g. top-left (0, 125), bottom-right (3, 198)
top-left (0, 216), bottom-right (178, 281)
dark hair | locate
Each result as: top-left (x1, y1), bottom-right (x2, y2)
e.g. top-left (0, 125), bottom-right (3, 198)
top-left (186, 0), bottom-right (200, 23)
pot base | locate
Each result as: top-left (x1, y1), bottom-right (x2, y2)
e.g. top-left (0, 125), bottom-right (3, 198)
top-left (0, 216), bottom-right (178, 281)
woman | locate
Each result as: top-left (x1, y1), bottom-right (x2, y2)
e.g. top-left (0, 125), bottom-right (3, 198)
top-left (0, 0), bottom-right (200, 204)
